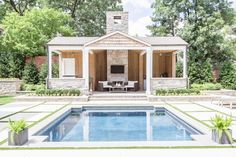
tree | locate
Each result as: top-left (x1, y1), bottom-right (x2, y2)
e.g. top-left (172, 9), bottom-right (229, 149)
top-left (46, 0), bottom-right (123, 36)
top-left (220, 61), bottom-right (236, 89)
top-left (1, 8), bottom-right (75, 56)
top-left (188, 59), bottom-right (213, 84)
top-left (0, 1), bottom-right (8, 22)
top-left (0, 51), bottom-right (10, 78)
top-left (148, 0), bottom-right (181, 36)
top-left (23, 60), bottom-right (39, 84)
top-left (149, 0), bottom-right (235, 84)
top-left (8, 52), bottom-right (25, 78)
top-left (39, 63), bottom-right (59, 84)
top-left (2, 0), bottom-right (37, 15)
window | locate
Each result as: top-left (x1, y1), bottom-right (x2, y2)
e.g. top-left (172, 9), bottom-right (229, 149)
top-left (62, 58), bottom-right (75, 76)
top-left (114, 16), bottom-right (122, 24)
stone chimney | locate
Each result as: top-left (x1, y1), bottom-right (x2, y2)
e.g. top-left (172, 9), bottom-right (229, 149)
top-left (106, 11), bottom-right (128, 34)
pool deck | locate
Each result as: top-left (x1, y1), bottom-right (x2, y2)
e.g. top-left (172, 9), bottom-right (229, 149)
top-left (1, 148), bottom-right (236, 157)
top-left (0, 99), bottom-right (236, 148)
top-left (1, 99), bottom-right (236, 156)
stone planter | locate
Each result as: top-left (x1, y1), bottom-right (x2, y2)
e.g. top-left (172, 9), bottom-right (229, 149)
top-left (8, 128), bottom-right (28, 146)
top-left (212, 129), bottom-right (233, 144)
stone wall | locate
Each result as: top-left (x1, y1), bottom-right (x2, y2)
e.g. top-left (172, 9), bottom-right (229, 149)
top-left (107, 50), bottom-right (128, 82)
top-left (151, 78), bottom-right (188, 91)
top-left (0, 79), bottom-right (22, 95)
top-left (48, 78), bottom-right (86, 89)
top-left (106, 11), bottom-right (128, 34)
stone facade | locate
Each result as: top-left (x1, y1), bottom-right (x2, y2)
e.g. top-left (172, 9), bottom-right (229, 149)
top-left (151, 78), bottom-right (188, 91)
top-left (106, 11), bottom-right (128, 34)
top-left (0, 79), bottom-right (22, 95)
top-left (107, 50), bottom-right (128, 82)
top-left (48, 78), bottom-right (86, 89)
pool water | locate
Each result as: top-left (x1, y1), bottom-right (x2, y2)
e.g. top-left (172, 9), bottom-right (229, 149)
top-left (38, 108), bottom-right (201, 142)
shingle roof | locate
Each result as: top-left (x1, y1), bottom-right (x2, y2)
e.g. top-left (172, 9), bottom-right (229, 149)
top-left (47, 37), bottom-right (99, 45)
top-left (47, 36), bottom-right (188, 46)
top-left (138, 37), bottom-right (188, 46)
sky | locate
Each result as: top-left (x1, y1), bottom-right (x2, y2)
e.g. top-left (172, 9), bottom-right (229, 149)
top-left (122, 0), bottom-right (236, 37)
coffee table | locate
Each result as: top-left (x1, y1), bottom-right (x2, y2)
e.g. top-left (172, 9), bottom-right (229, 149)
top-left (109, 86), bottom-right (127, 93)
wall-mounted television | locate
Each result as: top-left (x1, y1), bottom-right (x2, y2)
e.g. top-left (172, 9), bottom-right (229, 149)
top-left (111, 65), bottom-right (124, 74)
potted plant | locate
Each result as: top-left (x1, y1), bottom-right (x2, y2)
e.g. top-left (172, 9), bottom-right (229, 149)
top-left (211, 115), bottom-right (233, 144)
top-left (8, 119), bottom-right (28, 146)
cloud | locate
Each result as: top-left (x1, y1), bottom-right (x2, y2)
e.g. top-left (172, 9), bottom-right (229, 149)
top-left (122, 0), bottom-right (152, 9)
top-left (129, 16), bottom-right (152, 36)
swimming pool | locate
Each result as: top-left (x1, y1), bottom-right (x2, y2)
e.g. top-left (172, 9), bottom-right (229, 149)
top-left (36, 107), bottom-right (202, 142)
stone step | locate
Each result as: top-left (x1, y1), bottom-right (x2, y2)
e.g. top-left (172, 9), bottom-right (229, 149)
top-left (88, 97), bottom-right (147, 101)
top-left (90, 94), bottom-right (146, 98)
top-left (90, 96), bottom-right (147, 99)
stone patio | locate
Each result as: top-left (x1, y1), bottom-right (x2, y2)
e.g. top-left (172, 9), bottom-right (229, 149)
top-left (0, 99), bottom-right (236, 146)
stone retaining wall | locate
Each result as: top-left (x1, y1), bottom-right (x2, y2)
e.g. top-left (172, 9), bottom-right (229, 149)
top-left (151, 78), bottom-right (188, 91)
top-left (48, 78), bottom-right (86, 89)
top-left (0, 79), bottom-right (22, 95)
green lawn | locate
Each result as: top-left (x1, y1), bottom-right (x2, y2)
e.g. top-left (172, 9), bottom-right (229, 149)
top-left (0, 96), bottom-right (14, 105)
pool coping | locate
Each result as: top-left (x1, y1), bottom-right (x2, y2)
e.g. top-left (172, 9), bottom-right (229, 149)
top-left (1, 102), bottom-right (234, 148)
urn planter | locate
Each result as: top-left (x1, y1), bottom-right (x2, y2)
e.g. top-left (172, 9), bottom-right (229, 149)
top-left (8, 128), bottom-right (28, 146)
top-left (212, 129), bottom-right (233, 144)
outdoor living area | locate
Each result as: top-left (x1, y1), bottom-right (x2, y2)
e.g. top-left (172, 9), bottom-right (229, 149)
top-left (46, 12), bottom-right (188, 95)
top-left (46, 32), bottom-right (188, 95)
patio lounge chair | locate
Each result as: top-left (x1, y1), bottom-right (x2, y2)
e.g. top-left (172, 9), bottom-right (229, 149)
top-left (211, 95), bottom-right (236, 109)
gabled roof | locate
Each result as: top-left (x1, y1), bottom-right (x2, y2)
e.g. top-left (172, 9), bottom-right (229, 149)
top-left (138, 37), bottom-right (188, 46)
top-left (84, 31), bottom-right (151, 47)
top-left (47, 33), bottom-right (188, 46)
top-left (47, 37), bottom-right (99, 46)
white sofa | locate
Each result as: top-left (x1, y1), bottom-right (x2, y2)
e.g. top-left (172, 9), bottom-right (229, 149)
top-left (98, 81), bottom-right (112, 91)
top-left (125, 81), bottom-right (138, 91)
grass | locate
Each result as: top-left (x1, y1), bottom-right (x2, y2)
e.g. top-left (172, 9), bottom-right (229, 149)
top-left (0, 96), bottom-right (14, 105)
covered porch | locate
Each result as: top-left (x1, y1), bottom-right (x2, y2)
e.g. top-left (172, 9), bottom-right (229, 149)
top-left (46, 32), bottom-right (188, 95)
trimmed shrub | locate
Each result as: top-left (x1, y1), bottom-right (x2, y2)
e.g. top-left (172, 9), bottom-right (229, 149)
top-left (35, 88), bottom-right (81, 96)
top-left (191, 83), bottom-right (222, 90)
top-left (9, 52), bottom-right (25, 79)
top-left (176, 61), bottom-right (183, 77)
top-left (156, 88), bottom-right (200, 96)
top-left (39, 63), bottom-right (59, 84)
top-left (188, 59), bottom-right (213, 84)
top-left (0, 51), bottom-right (10, 78)
top-left (220, 61), bottom-right (236, 89)
top-left (21, 84), bottom-right (45, 91)
top-left (22, 61), bottom-right (39, 84)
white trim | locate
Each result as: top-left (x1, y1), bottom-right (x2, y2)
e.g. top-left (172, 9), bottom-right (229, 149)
top-left (48, 46), bottom-right (83, 52)
top-left (183, 48), bottom-right (188, 78)
top-left (140, 51), bottom-right (146, 56)
top-left (84, 31), bottom-right (151, 47)
top-left (83, 48), bottom-right (89, 89)
top-left (152, 46), bottom-right (186, 51)
top-left (146, 47), bottom-right (152, 95)
top-left (58, 52), bottom-right (62, 78)
top-left (88, 47), bottom-right (148, 50)
top-left (48, 48), bottom-right (52, 79)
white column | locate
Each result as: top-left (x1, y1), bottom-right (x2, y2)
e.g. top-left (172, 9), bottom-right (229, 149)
top-left (183, 47), bottom-right (188, 78)
top-left (48, 48), bottom-right (52, 79)
top-left (146, 48), bottom-right (152, 95)
top-left (58, 52), bottom-right (62, 78)
top-left (83, 48), bottom-right (89, 89)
